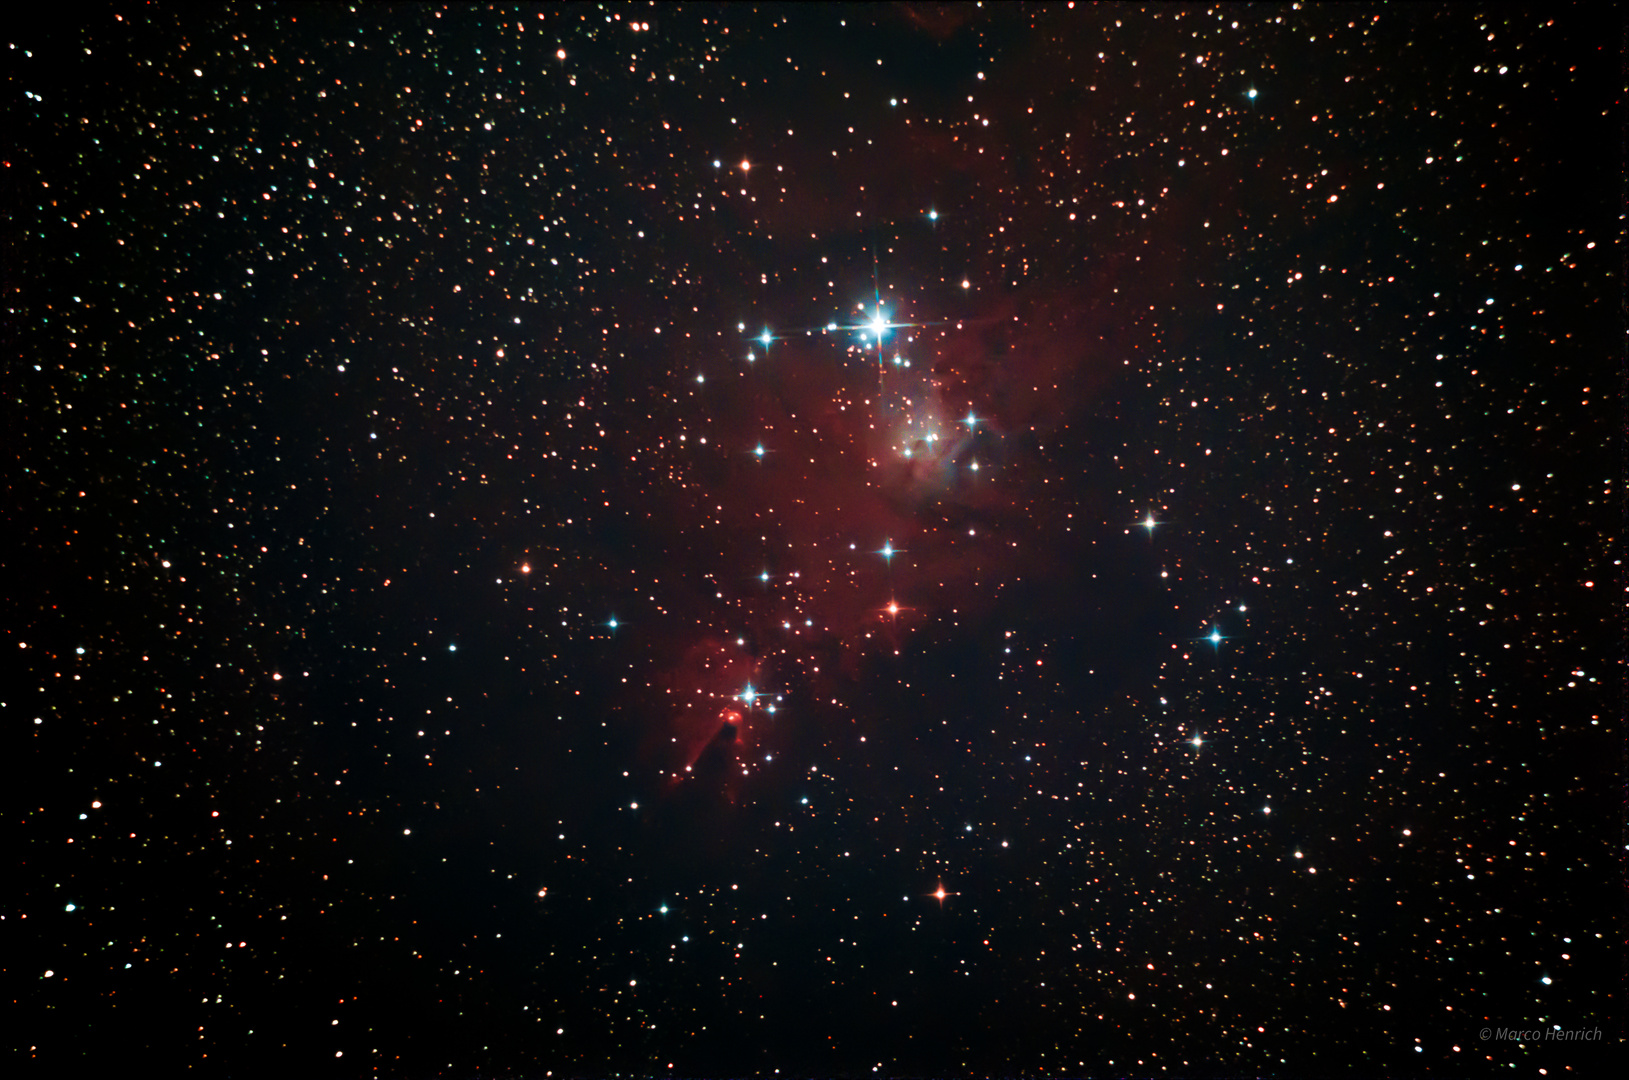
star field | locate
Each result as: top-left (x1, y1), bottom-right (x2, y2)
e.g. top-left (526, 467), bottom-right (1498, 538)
top-left (12, 5), bottom-right (1620, 1077)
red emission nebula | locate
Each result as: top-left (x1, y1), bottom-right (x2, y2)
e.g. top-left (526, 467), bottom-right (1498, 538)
top-left (624, 266), bottom-right (1160, 808)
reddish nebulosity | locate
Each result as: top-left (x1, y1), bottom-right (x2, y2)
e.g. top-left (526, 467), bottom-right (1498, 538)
top-left (629, 274), bottom-right (1159, 800)
top-left (641, 638), bottom-right (761, 790)
top-left (614, 3), bottom-right (1203, 802)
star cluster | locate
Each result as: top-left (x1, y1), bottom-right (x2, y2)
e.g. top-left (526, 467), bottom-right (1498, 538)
top-left (13, 5), bottom-right (1618, 1077)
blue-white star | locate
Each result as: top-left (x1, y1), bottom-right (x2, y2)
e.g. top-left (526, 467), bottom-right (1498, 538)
top-left (868, 308), bottom-right (888, 340)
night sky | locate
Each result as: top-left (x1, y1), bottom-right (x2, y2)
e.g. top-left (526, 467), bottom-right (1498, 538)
top-left (12, 4), bottom-right (1621, 1077)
